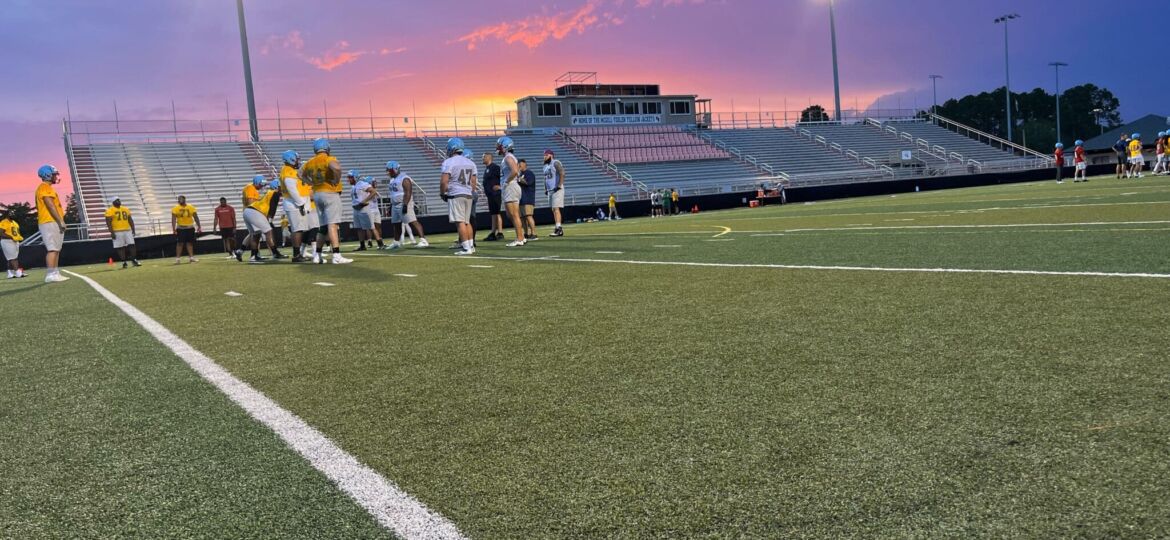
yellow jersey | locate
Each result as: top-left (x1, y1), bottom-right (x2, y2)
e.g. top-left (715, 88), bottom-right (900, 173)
top-left (104, 206), bottom-right (133, 232)
top-left (608, 195), bottom-right (616, 207)
top-left (249, 191), bottom-right (277, 216)
top-left (0, 218), bottom-right (22, 242)
top-left (242, 183), bottom-right (260, 205)
top-left (35, 182), bottom-right (63, 225)
top-left (172, 204), bottom-right (197, 228)
top-left (303, 153), bottom-right (342, 193)
top-left (279, 165), bottom-right (303, 197)
top-left (1129, 139), bottom-right (1143, 158)
top-left (671, 191), bottom-right (678, 202)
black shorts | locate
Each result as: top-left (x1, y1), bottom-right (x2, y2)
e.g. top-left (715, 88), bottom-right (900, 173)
top-left (219, 227), bottom-right (235, 239)
top-left (176, 228), bottom-right (196, 243)
top-left (487, 194), bottom-right (502, 214)
top-left (1117, 154), bottom-right (1127, 166)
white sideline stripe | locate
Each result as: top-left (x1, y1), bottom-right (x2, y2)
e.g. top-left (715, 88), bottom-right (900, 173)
top-left (713, 226), bottom-right (732, 238)
top-left (653, 245), bottom-right (682, 248)
top-left (595, 251), bottom-right (624, 254)
top-left (313, 282), bottom-right (335, 287)
top-left (383, 254), bottom-right (1170, 280)
top-left (61, 270), bottom-right (467, 540)
top-left (394, 273), bottom-right (418, 278)
top-left (468, 265), bottom-right (494, 268)
top-left (224, 291), bottom-right (243, 297)
top-left (784, 220), bottom-right (1170, 233)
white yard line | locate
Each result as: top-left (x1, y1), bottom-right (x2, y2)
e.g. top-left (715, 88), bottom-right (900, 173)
top-left (62, 270), bottom-right (467, 540)
top-left (783, 220), bottom-right (1170, 233)
top-left (713, 226), bottom-right (733, 238)
top-left (381, 255), bottom-right (1170, 280)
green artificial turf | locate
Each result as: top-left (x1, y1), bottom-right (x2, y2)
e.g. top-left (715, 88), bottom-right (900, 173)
top-left (0, 278), bottom-right (391, 538)
top-left (8, 173), bottom-right (1170, 537)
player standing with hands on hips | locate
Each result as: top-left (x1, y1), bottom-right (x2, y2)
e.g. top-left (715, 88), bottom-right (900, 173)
top-left (543, 149), bottom-right (566, 237)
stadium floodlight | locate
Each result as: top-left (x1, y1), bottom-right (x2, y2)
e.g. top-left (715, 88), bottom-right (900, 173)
top-left (929, 75), bottom-right (943, 115)
top-left (994, 13), bottom-right (1020, 143)
top-left (236, 0), bottom-right (259, 143)
top-left (1091, 108), bottom-right (1104, 135)
top-left (828, 0), bottom-right (843, 122)
top-left (1049, 62), bottom-right (1068, 145)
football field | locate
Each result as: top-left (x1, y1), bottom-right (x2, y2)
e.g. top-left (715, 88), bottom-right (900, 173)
top-left (4, 174), bottom-right (1170, 538)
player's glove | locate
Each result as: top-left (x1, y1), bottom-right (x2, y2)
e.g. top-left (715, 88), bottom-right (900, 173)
top-left (297, 205), bottom-right (306, 216)
top-left (554, 187), bottom-right (562, 193)
top-left (440, 193), bottom-right (450, 202)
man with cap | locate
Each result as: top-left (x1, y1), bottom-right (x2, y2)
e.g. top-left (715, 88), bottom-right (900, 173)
top-left (440, 137), bottom-right (478, 256)
top-left (350, 172), bottom-right (380, 251)
top-left (0, 207), bottom-right (26, 278)
top-left (302, 138), bottom-right (351, 264)
top-left (104, 196), bottom-right (140, 268)
top-left (543, 149), bottom-right (566, 237)
top-left (35, 165), bottom-right (68, 282)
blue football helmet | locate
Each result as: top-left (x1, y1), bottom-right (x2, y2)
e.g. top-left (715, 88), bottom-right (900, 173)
top-left (1133, 133), bottom-right (1141, 139)
top-left (313, 138), bottom-right (330, 153)
top-left (446, 137), bottom-right (465, 157)
top-left (281, 149), bottom-right (299, 166)
top-left (1074, 140), bottom-right (1084, 146)
top-left (268, 179), bottom-right (280, 190)
top-left (252, 175), bottom-right (265, 186)
top-left (361, 176), bottom-right (374, 184)
top-left (1055, 143), bottom-right (1064, 149)
top-left (346, 169), bottom-right (359, 178)
top-left (37, 164), bottom-right (58, 181)
top-left (496, 136), bottom-right (514, 155)
top-left (386, 160), bottom-right (400, 174)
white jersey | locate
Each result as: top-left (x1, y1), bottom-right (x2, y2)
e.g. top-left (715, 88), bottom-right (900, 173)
top-left (351, 180), bottom-right (373, 207)
top-left (543, 160), bottom-right (563, 191)
top-left (501, 153), bottom-right (520, 185)
top-left (442, 154), bottom-right (477, 198)
top-left (387, 175), bottom-right (409, 204)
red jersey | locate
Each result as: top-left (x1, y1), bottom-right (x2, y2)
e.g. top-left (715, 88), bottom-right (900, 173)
top-left (214, 204), bottom-right (237, 229)
top-left (1054, 148), bottom-right (1064, 164)
top-left (1074, 147), bottom-right (1085, 163)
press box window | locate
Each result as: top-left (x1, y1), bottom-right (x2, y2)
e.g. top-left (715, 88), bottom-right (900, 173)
top-left (537, 102), bottom-right (562, 117)
top-left (669, 101), bottom-right (692, 115)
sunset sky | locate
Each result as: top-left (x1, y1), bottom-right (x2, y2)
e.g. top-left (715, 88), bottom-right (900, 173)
top-left (1, 0), bottom-right (1164, 202)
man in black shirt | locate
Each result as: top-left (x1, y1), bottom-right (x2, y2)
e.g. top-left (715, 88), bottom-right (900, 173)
top-left (1113, 134), bottom-right (1129, 179)
top-left (482, 152), bottom-right (503, 241)
top-left (518, 159), bottom-right (538, 241)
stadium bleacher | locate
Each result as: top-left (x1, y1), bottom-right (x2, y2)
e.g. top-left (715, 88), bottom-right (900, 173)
top-left (66, 115), bottom-right (1044, 238)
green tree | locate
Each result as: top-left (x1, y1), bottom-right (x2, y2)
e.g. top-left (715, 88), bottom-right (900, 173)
top-left (800, 105), bottom-right (830, 123)
top-left (936, 84), bottom-right (1123, 152)
top-left (64, 193), bottom-right (79, 224)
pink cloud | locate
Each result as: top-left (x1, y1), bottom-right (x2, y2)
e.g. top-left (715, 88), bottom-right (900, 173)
top-left (259, 31), bottom-right (304, 55)
top-left (455, 1), bottom-right (617, 50)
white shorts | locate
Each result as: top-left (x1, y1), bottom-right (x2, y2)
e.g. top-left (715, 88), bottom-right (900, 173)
top-left (547, 189), bottom-right (565, 209)
top-left (313, 191), bottom-right (343, 225)
top-left (112, 230), bottom-right (135, 248)
top-left (38, 223), bottom-right (63, 252)
top-left (306, 205), bottom-right (320, 230)
top-left (243, 208), bottom-right (272, 235)
top-left (352, 210), bottom-right (373, 230)
top-left (1, 239), bottom-right (18, 260)
top-left (283, 200), bottom-right (310, 232)
top-left (391, 202), bottom-right (417, 224)
top-left (503, 182), bottom-right (522, 204)
top-left (1075, 162), bottom-right (1086, 171)
top-left (1129, 156), bottom-right (1145, 165)
top-left (369, 207), bottom-right (382, 224)
top-left (448, 196), bottom-right (473, 224)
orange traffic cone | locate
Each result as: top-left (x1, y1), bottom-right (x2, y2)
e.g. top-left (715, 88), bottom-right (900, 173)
top-left (108, 257), bottom-right (114, 266)
top-left (691, 204), bottom-right (699, 214)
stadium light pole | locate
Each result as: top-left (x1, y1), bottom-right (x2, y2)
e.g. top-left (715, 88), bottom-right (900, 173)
top-left (236, 0), bottom-right (260, 143)
top-left (929, 75), bottom-right (942, 115)
top-left (829, 0), bottom-right (843, 122)
top-left (1049, 61), bottom-right (1068, 144)
top-left (994, 13), bottom-right (1019, 143)
top-left (1092, 108), bottom-right (1104, 135)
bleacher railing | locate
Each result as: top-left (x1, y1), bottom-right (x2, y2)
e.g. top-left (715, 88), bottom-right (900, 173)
top-left (704, 109), bottom-right (920, 130)
top-left (926, 114), bottom-right (1051, 161)
top-left (65, 113), bottom-right (514, 145)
